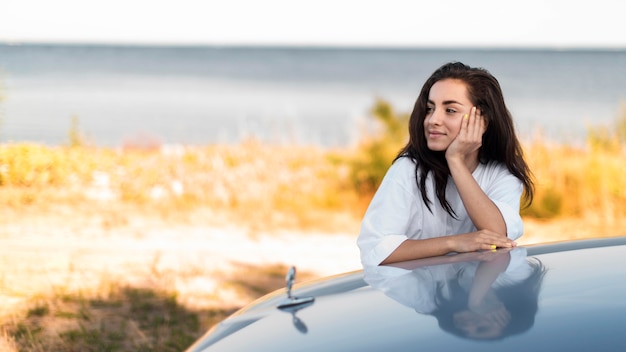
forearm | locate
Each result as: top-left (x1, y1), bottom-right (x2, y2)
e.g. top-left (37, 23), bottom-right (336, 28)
top-left (448, 159), bottom-right (507, 235)
top-left (388, 248), bottom-right (512, 269)
top-left (381, 237), bottom-right (454, 264)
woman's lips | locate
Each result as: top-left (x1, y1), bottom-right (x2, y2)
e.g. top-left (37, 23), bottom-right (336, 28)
top-left (428, 130), bottom-right (445, 138)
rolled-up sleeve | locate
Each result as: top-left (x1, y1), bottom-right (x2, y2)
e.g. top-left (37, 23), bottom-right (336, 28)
top-left (483, 165), bottom-right (525, 240)
top-left (494, 198), bottom-right (524, 240)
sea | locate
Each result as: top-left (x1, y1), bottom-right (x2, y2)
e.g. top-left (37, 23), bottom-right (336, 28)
top-left (0, 43), bottom-right (625, 147)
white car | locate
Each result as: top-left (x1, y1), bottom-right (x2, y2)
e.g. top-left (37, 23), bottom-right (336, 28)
top-left (186, 236), bottom-right (626, 351)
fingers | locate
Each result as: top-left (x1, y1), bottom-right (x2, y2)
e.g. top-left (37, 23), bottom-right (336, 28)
top-left (451, 231), bottom-right (517, 253)
top-left (459, 106), bottom-right (485, 143)
top-left (467, 106), bottom-right (485, 140)
top-left (480, 239), bottom-right (516, 251)
top-left (460, 107), bottom-right (472, 135)
top-left (472, 107), bottom-right (482, 139)
top-left (475, 234), bottom-right (513, 251)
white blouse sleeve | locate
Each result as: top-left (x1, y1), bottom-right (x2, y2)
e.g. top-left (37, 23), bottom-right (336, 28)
top-left (481, 163), bottom-right (525, 240)
top-left (357, 159), bottom-right (419, 267)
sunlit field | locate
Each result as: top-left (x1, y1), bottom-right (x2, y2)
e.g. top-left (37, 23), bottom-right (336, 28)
top-left (1, 103), bottom-right (625, 350)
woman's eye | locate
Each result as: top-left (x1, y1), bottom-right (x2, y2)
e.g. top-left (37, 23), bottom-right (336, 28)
top-left (446, 108), bottom-right (456, 113)
top-left (425, 107), bottom-right (434, 113)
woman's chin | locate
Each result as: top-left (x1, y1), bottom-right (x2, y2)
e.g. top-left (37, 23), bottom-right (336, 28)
top-left (426, 142), bottom-right (449, 152)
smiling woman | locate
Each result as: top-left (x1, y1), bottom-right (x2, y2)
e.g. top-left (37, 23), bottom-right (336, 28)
top-left (358, 62), bottom-right (534, 266)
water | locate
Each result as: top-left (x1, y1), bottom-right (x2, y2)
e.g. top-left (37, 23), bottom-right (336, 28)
top-left (1, 44), bottom-right (625, 147)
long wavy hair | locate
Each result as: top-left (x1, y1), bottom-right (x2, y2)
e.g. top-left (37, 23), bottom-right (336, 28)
top-left (396, 62), bottom-right (534, 217)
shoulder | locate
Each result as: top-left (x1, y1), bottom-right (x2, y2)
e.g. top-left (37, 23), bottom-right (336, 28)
top-left (391, 155), bottom-right (417, 171)
top-left (382, 156), bottom-right (417, 179)
top-left (377, 156), bottom-right (419, 192)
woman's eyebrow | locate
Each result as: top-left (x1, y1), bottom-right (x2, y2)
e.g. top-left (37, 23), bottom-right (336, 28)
top-left (427, 99), bottom-right (465, 106)
top-left (442, 100), bottom-right (465, 106)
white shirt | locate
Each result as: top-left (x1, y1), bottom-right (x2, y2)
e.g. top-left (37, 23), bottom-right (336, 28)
top-left (357, 157), bottom-right (524, 267)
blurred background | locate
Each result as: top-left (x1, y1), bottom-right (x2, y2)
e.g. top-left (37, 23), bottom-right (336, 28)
top-left (1, 0), bottom-right (626, 146)
top-left (1, 1), bottom-right (625, 351)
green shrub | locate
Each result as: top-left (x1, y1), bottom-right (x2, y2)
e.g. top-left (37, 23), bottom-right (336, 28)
top-left (348, 99), bottom-right (409, 195)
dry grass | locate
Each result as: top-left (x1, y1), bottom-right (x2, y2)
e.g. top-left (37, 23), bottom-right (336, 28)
top-left (0, 139), bottom-right (625, 351)
top-left (0, 141), bottom-right (362, 233)
top-left (0, 261), bottom-right (302, 352)
top-left (522, 139), bottom-right (626, 224)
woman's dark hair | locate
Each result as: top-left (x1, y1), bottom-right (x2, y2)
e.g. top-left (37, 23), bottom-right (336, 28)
top-left (396, 62), bottom-right (534, 217)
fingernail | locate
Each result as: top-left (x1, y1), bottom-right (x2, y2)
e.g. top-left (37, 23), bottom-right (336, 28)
top-left (490, 244), bottom-right (497, 249)
top-left (464, 114), bottom-right (469, 120)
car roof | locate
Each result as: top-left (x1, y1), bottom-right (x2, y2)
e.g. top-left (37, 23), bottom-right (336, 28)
top-left (187, 236), bottom-right (626, 352)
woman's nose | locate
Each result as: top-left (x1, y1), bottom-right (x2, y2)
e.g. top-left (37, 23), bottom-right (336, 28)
top-left (428, 110), bottom-right (443, 125)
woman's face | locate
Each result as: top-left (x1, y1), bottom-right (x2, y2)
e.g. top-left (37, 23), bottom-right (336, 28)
top-left (423, 79), bottom-right (473, 151)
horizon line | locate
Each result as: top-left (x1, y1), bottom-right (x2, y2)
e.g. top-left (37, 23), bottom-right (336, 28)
top-left (2, 40), bottom-right (626, 52)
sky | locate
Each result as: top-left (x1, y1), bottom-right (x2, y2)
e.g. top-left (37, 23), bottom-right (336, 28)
top-left (1, 0), bottom-right (625, 48)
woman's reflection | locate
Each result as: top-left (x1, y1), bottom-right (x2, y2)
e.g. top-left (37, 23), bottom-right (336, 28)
top-left (364, 247), bottom-right (546, 340)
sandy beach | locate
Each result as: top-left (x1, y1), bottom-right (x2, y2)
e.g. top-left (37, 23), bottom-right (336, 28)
top-left (0, 210), bottom-right (361, 318)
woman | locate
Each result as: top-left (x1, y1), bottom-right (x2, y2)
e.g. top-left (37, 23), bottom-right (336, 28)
top-left (357, 62), bottom-right (534, 267)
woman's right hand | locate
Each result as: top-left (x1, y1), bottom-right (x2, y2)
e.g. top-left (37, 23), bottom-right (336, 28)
top-left (446, 230), bottom-right (516, 254)
top-left (445, 106), bottom-right (486, 167)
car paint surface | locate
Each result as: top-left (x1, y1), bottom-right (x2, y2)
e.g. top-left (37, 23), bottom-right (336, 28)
top-left (186, 237), bottom-right (626, 352)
